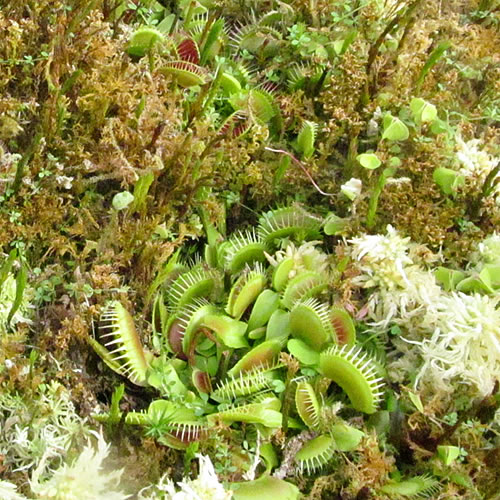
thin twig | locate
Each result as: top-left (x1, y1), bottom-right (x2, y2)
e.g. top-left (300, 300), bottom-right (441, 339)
top-left (264, 147), bottom-right (335, 197)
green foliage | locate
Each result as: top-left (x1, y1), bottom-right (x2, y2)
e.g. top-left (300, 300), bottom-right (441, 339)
top-left (295, 121), bottom-right (318, 159)
top-left (382, 114), bottom-right (410, 141)
top-left (90, 205), bottom-right (382, 479)
top-left (357, 153), bottom-right (381, 170)
top-left (1, 0), bottom-right (499, 497)
top-left (432, 167), bottom-right (465, 196)
top-left (410, 98), bottom-right (438, 123)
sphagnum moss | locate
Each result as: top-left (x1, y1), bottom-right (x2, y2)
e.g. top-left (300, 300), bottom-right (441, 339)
top-left (1, 0), bottom-right (499, 497)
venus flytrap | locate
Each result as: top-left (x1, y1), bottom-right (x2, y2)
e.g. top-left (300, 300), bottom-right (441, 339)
top-left (294, 120), bottom-right (318, 159)
top-left (89, 205), bottom-right (386, 481)
top-left (379, 474), bottom-right (440, 498)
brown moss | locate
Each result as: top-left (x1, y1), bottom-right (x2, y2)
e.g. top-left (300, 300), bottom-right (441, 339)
top-left (341, 432), bottom-right (395, 494)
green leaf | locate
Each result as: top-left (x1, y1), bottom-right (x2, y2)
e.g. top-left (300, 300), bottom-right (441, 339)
top-left (432, 167), bottom-right (464, 195)
top-left (437, 445), bottom-right (461, 466)
top-left (455, 275), bottom-right (492, 294)
top-left (341, 30), bottom-right (358, 54)
top-left (416, 41), bottom-right (451, 92)
top-left (109, 384), bottom-right (125, 424)
top-left (434, 267), bottom-right (466, 291)
top-left (323, 213), bottom-right (349, 236)
top-left (230, 475), bottom-right (300, 500)
top-left (112, 191), bottom-right (135, 210)
top-left (481, 264), bottom-right (500, 289)
top-left (200, 18), bottom-right (224, 64)
top-left (296, 121), bottom-right (318, 159)
top-left (333, 39), bottom-right (344, 55)
top-left (127, 27), bottom-right (164, 57)
top-left (410, 98), bottom-right (437, 123)
top-left (408, 391), bottom-right (424, 413)
top-left (7, 261), bottom-right (27, 325)
top-left (220, 72), bottom-right (242, 95)
top-left (287, 338), bottom-right (320, 366)
top-left (274, 155), bottom-right (291, 186)
top-left (388, 156), bottom-right (402, 167)
top-left (357, 153), bottom-right (381, 170)
top-left (0, 250), bottom-right (17, 288)
top-left (430, 118), bottom-right (453, 136)
top-left (382, 116), bottom-right (409, 141)
top-left (331, 424), bottom-right (364, 451)
top-left (132, 172), bottom-right (154, 212)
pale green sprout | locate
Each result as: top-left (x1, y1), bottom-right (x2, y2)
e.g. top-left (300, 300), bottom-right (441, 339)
top-left (433, 167), bottom-right (465, 195)
top-left (112, 191), bottom-right (135, 211)
top-left (382, 114), bottom-right (409, 141)
top-left (436, 445), bottom-right (461, 466)
top-left (408, 391), bottom-right (424, 413)
top-left (410, 98), bottom-right (437, 123)
top-left (357, 153), bottom-right (381, 170)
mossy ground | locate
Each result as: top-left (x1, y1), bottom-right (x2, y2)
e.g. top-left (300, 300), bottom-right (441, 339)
top-left (0, 0), bottom-right (499, 498)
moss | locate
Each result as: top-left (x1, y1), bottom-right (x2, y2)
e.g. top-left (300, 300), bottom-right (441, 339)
top-left (0, 0), bottom-right (498, 496)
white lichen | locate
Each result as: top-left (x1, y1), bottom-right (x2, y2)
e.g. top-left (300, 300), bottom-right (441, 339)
top-left (347, 226), bottom-right (500, 397)
top-left (455, 135), bottom-right (499, 203)
top-left (0, 480), bottom-right (28, 500)
top-left (456, 135), bottom-right (499, 179)
top-left (0, 382), bottom-right (89, 474)
top-left (30, 432), bottom-right (130, 500)
top-left (348, 225), bottom-right (442, 329)
top-left (415, 292), bottom-right (500, 397)
top-left (137, 454), bottom-right (232, 500)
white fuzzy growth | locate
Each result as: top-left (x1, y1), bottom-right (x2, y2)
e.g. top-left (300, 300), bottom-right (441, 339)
top-left (0, 381), bottom-right (89, 475)
top-left (455, 135), bottom-right (500, 204)
top-left (138, 454), bottom-right (232, 500)
top-left (456, 135), bottom-right (499, 178)
top-left (0, 480), bottom-right (28, 500)
top-left (348, 225), bottom-right (442, 330)
top-left (349, 227), bottom-right (500, 396)
top-left (30, 432), bottom-right (129, 500)
top-left (266, 240), bottom-right (329, 276)
top-left (340, 178), bottom-right (362, 201)
top-left (416, 293), bottom-right (500, 397)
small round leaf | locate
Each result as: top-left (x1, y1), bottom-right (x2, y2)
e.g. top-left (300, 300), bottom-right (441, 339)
top-left (357, 153), bottom-right (381, 170)
top-left (112, 191), bottom-right (135, 211)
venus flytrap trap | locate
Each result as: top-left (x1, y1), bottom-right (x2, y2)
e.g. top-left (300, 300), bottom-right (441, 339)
top-left (89, 205), bottom-right (386, 484)
top-left (379, 474), bottom-right (441, 498)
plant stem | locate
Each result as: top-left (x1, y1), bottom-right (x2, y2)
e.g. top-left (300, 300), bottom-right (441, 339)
top-left (366, 167), bottom-right (396, 230)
